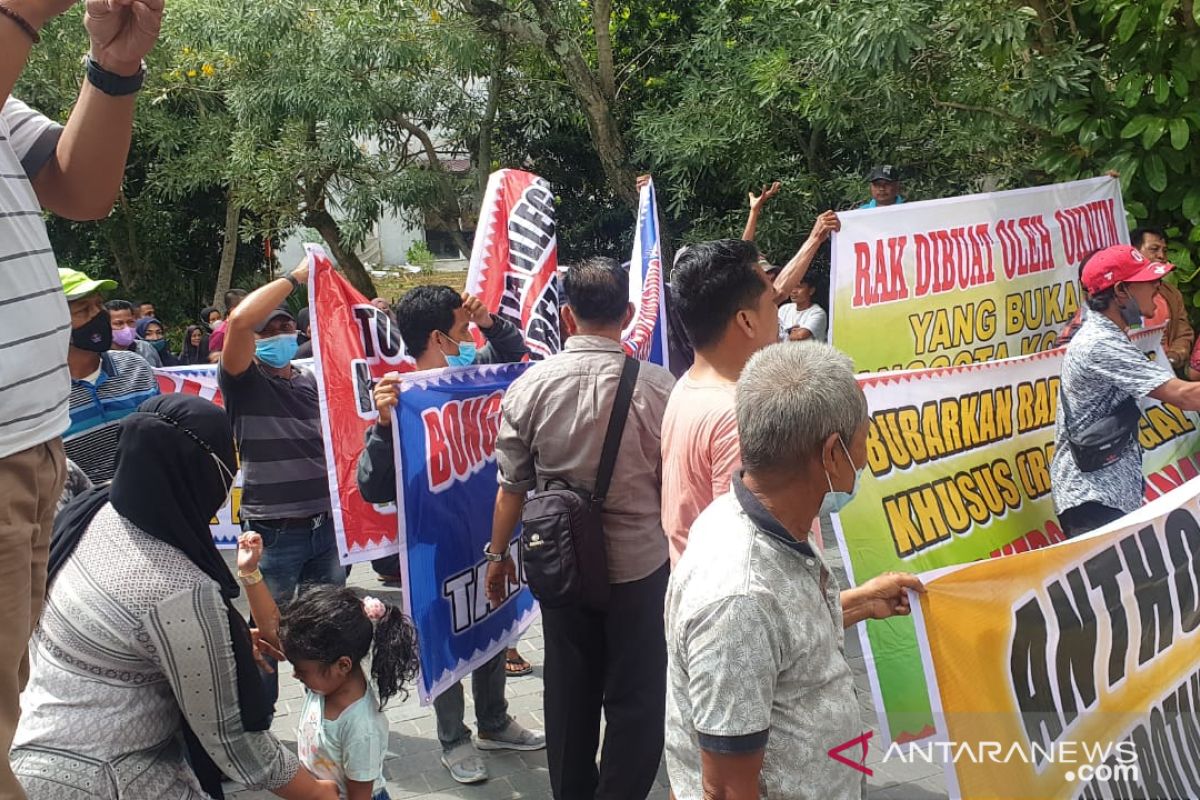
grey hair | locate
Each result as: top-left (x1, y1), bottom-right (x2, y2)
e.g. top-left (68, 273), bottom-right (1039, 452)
top-left (737, 342), bottom-right (868, 474)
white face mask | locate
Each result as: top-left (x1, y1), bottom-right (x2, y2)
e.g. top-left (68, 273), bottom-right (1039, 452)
top-left (212, 454), bottom-right (236, 510)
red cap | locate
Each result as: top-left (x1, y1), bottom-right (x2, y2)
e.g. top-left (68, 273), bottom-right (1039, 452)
top-left (1081, 245), bottom-right (1173, 293)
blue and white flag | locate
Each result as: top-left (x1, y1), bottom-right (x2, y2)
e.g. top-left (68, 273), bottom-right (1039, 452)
top-left (622, 178), bottom-right (670, 369)
top-left (392, 362), bottom-right (539, 703)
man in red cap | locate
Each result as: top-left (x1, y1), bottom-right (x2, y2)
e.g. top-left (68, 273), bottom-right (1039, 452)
top-left (1052, 245), bottom-right (1200, 537)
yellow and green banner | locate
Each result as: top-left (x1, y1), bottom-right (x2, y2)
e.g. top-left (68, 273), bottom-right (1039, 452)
top-left (836, 329), bottom-right (1200, 746)
top-left (830, 177), bottom-right (1126, 372)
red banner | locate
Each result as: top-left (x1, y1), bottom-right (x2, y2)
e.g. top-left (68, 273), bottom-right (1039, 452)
top-left (465, 169), bottom-right (560, 359)
top-left (308, 244), bottom-right (414, 562)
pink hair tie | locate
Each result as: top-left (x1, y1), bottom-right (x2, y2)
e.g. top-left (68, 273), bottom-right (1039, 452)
top-left (362, 596), bottom-right (387, 623)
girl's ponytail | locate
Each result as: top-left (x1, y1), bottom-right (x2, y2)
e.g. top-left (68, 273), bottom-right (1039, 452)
top-left (365, 597), bottom-right (419, 709)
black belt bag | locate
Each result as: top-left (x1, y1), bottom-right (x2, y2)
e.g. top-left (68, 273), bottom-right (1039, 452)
top-left (1060, 388), bottom-right (1141, 473)
top-left (520, 356), bottom-right (639, 611)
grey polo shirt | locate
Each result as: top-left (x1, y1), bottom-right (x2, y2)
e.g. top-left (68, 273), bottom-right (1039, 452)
top-left (1051, 312), bottom-right (1174, 515)
top-left (495, 335), bottom-right (674, 584)
top-left (665, 473), bottom-right (865, 799)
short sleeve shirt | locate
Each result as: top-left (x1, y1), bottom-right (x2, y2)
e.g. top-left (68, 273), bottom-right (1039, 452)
top-left (219, 362), bottom-right (331, 519)
top-left (778, 303), bottom-right (828, 341)
top-left (660, 373), bottom-right (741, 564)
top-left (665, 484), bottom-right (864, 800)
top-left (1051, 313), bottom-right (1174, 515)
top-left (296, 688), bottom-right (388, 798)
top-left (0, 98), bottom-right (70, 459)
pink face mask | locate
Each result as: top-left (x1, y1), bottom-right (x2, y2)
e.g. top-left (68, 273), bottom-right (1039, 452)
top-left (112, 326), bottom-right (137, 347)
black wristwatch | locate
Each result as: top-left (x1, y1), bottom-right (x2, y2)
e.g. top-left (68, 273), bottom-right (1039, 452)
top-left (482, 543), bottom-right (510, 563)
top-left (85, 55), bottom-right (146, 97)
top-left (283, 274), bottom-right (301, 292)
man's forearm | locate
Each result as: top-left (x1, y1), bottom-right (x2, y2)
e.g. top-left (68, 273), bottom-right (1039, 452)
top-left (489, 487), bottom-right (525, 554)
top-left (742, 207), bottom-right (761, 242)
top-left (38, 78), bottom-right (136, 218)
top-left (839, 587), bottom-right (872, 629)
top-left (0, 0), bottom-right (39, 106)
top-left (772, 236), bottom-right (821, 302)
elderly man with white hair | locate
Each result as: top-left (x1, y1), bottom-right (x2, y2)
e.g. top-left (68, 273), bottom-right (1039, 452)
top-left (664, 342), bottom-right (924, 800)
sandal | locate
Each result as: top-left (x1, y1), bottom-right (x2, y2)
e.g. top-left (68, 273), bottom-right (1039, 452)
top-left (505, 648), bottom-right (533, 677)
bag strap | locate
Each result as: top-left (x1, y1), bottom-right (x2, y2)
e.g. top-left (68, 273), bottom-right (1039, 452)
top-left (1058, 383), bottom-right (1074, 431)
top-left (592, 355), bottom-right (640, 506)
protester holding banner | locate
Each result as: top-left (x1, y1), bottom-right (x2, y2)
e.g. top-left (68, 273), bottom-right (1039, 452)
top-left (62, 268), bottom-right (160, 483)
top-left (860, 164), bottom-right (905, 208)
top-left (219, 259), bottom-right (345, 710)
top-left (1131, 226), bottom-right (1194, 371)
top-left (484, 258), bottom-right (675, 800)
top-left (355, 284), bottom-right (540, 785)
top-left (661, 221), bottom-right (837, 563)
top-left (665, 342), bottom-right (922, 800)
top-left (1053, 245), bottom-right (1200, 538)
top-left (361, 284), bottom-right (528, 585)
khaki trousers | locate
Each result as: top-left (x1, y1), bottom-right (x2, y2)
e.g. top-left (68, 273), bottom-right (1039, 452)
top-left (0, 440), bottom-right (65, 800)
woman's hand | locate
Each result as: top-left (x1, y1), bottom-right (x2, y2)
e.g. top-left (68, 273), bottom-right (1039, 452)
top-left (250, 628), bottom-right (286, 673)
top-left (238, 532), bottom-right (263, 574)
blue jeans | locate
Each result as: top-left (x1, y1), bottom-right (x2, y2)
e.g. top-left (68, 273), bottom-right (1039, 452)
top-left (245, 515), bottom-right (345, 709)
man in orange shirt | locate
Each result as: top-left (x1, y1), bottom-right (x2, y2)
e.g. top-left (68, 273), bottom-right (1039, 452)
top-left (661, 214), bottom-right (838, 564)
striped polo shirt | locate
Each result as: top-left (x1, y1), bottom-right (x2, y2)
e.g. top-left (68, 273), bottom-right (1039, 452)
top-left (65, 351), bottom-right (160, 482)
top-left (0, 98), bottom-right (72, 459)
top-left (218, 362), bottom-right (331, 521)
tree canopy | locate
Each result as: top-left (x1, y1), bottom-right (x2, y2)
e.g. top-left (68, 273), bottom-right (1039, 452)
top-left (15, 0), bottom-right (1200, 322)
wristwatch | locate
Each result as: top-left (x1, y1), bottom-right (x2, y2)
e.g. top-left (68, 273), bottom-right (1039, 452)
top-left (85, 55), bottom-right (146, 96)
top-left (482, 543), bottom-right (510, 563)
top-left (283, 274), bottom-right (301, 292)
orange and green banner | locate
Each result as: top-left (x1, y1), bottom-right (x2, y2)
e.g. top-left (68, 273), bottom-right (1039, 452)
top-left (909, 479), bottom-right (1200, 799)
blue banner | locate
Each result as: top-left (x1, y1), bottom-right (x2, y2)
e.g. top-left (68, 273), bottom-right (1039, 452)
top-left (622, 178), bottom-right (671, 370)
top-left (392, 362), bottom-right (539, 703)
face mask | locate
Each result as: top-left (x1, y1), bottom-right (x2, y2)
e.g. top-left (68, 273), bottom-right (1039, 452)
top-left (150, 339), bottom-right (168, 353)
top-left (111, 326), bottom-right (137, 347)
top-left (212, 453), bottom-right (236, 510)
top-left (72, 311), bottom-right (113, 352)
top-left (255, 333), bottom-right (298, 368)
top-left (819, 437), bottom-right (864, 516)
top-left (442, 333), bottom-right (477, 367)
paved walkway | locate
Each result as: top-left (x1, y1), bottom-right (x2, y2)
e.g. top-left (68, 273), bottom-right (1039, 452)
top-left (227, 524), bottom-right (950, 799)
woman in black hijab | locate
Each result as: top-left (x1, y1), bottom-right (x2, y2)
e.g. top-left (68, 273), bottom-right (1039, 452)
top-left (181, 324), bottom-right (211, 365)
top-left (12, 394), bottom-right (337, 800)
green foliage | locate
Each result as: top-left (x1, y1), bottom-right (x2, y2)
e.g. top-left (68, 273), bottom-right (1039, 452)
top-left (15, 0), bottom-right (1200, 321)
top-left (406, 240), bottom-right (437, 273)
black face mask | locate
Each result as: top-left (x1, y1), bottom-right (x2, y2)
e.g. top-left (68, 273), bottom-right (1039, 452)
top-left (71, 309), bottom-right (113, 352)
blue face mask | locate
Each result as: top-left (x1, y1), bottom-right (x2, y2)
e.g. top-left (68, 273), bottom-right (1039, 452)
top-left (149, 339), bottom-right (168, 353)
top-left (819, 437), bottom-right (864, 516)
top-left (255, 333), bottom-right (298, 368)
top-left (442, 333), bottom-right (477, 367)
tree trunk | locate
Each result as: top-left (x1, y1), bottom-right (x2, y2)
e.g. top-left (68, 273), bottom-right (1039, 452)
top-left (592, 0), bottom-right (615, 101)
top-left (104, 190), bottom-right (146, 291)
top-left (462, 0), bottom-right (639, 210)
top-left (306, 208), bottom-right (378, 298)
top-left (477, 45), bottom-right (503, 200)
top-left (213, 190), bottom-right (240, 310)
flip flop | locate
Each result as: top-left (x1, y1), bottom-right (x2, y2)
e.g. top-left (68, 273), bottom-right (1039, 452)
top-left (505, 649), bottom-right (533, 677)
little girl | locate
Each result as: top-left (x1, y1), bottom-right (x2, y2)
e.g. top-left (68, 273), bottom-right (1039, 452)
top-left (278, 585), bottom-right (419, 800)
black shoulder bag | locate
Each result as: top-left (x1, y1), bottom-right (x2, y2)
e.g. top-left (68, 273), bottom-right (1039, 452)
top-left (520, 356), bottom-right (639, 611)
top-left (1059, 386), bottom-right (1141, 473)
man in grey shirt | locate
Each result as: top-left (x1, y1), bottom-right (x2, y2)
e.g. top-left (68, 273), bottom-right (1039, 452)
top-left (666, 342), bottom-right (922, 799)
top-left (1053, 244), bottom-right (1200, 537)
top-left (486, 258), bottom-right (676, 800)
